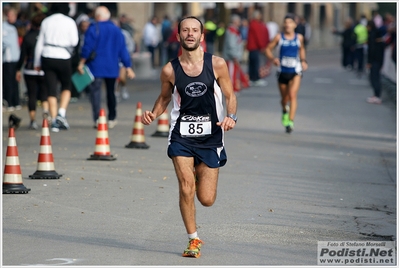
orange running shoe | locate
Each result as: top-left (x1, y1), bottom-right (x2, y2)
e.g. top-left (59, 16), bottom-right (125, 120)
top-left (182, 238), bottom-right (204, 258)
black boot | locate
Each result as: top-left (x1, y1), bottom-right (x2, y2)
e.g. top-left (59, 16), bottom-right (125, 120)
top-left (9, 114), bottom-right (22, 129)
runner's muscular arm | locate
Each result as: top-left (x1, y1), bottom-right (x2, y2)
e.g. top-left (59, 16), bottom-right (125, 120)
top-left (142, 63), bottom-right (174, 125)
top-left (213, 56), bottom-right (237, 131)
top-left (265, 33), bottom-right (281, 66)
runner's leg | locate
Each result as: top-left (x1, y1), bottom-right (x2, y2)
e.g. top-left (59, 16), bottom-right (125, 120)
top-left (287, 75), bottom-right (301, 121)
top-left (278, 82), bottom-right (289, 111)
top-left (172, 156), bottom-right (197, 234)
top-left (195, 162), bottom-right (219, 207)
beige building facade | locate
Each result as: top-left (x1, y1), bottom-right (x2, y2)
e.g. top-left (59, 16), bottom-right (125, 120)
top-left (117, 2), bottom-right (379, 51)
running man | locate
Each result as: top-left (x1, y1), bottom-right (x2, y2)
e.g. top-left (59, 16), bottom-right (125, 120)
top-left (142, 16), bottom-right (237, 258)
top-left (265, 13), bottom-right (308, 133)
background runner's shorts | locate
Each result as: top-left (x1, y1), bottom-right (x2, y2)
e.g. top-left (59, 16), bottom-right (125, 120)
top-left (277, 71), bottom-right (303, 85)
top-left (167, 141), bottom-right (227, 168)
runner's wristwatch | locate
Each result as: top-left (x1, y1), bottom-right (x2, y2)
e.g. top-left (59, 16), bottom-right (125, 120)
top-left (228, 114), bottom-right (237, 123)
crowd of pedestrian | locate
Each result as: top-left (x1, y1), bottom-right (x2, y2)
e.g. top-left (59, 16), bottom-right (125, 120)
top-left (332, 10), bottom-right (397, 104)
top-left (2, 3), bottom-right (138, 131)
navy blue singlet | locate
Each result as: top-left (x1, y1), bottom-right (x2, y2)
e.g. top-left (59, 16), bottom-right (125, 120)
top-left (169, 52), bottom-right (225, 148)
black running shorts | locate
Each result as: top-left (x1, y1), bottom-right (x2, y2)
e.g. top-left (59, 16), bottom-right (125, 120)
top-left (41, 57), bottom-right (72, 96)
top-left (277, 71), bottom-right (302, 85)
top-left (167, 141), bottom-right (227, 168)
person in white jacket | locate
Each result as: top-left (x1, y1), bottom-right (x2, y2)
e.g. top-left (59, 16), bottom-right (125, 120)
top-left (34, 3), bottom-right (78, 132)
top-left (142, 16), bottom-right (160, 68)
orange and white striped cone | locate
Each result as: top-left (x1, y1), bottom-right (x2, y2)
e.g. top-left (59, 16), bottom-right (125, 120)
top-left (125, 102), bottom-right (150, 149)
top-left (151, 109), bottom-right (170, 137)
top-left (87, 108), bottom-right (116, 160)
top-left (3, 127), bottom-right (31, 194)
top-left (29, 118), bottom-right (62, 179)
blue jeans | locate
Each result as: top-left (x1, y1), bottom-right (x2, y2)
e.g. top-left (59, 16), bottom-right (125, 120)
top-left (89, 78), bottom-right (117, 122)
top-left (147, 45), bottom-right (156, 67)
top-left (248, 50), bottom-right (260, 81)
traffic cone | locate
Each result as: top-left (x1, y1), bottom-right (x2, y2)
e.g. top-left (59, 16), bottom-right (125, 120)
top-left (3, 127), bottom-right (31, 194)
top-left (87, 108), bottom-right (116, 160)
top-left (29, 118), bottom-right (62, 179)
top-left (151, 109), bottom-right (170, 137)
top-left (125, 102), bottom-right (150, 149)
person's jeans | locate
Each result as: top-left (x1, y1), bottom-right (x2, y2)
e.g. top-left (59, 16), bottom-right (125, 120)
top-left (2, 62), bottom-right (20, 107)
top-left (89, 77), bottom-right (117, 122)
top-left (369, 61), bottom-right (382, 98)
top-left (248, 50), bottom-right (260, 81)
top-left (147, 45), bottom-right (156, 67)
top-left (342, 46), bottom-right (354, 68)
top-left (355, 46), bottom-right (364, 73)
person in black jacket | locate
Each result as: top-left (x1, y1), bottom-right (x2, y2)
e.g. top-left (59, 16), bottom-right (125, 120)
top-left (16, 12), bottom-right (49, 130)
top-left (332, 17), bottom-right (356, 70)
top-left (366, 20), bottom-right (385, 104)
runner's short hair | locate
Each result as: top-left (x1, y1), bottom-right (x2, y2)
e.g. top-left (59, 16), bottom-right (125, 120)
top-left (178, 16), bottom-right (204, 34)
top-left (284, 13), bottom-right (296, 22)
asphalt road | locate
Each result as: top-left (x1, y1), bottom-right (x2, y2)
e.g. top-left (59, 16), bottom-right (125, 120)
top-left (2, 48), bottom-right (396, 266)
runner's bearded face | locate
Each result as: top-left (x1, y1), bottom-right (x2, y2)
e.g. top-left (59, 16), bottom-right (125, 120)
top-left (179, 19), bottom-right (202, 51)
top-left (180, 36), bottom-right (201, 51)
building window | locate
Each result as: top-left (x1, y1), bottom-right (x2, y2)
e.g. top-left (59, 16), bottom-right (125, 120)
top-left (319, 4), bottom-right (326, 29)
top-left (304, 4), bottom-right (311, 21)
top-left (288, 3), bottom-right (296, 14)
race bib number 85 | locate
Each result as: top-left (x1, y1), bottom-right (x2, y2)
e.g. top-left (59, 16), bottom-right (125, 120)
top-left (180, 114), bottom-right (212, 137)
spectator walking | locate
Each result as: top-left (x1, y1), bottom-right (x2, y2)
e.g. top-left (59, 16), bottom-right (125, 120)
top-left (265, 13), bottom-right (308, 134)
top-left (204, 17), bottom-right (218, 55)
top-left (70, 13), bottom-right (91, 101)
top-left (167, 19), bottom-right (180, 61)
top-left (353, 18), bottom-right (368, 77)
top-left (240, 18), bottom-right (249, 41)
top-left (114, 18), bottom-right (135, 102)
top-left (263, 18), bottom-right (280, 76)
top-left (372, 10), bottom-right (383, 29)
top-left (16, 12), bottom-right (49, 130)
top-left (3, 7), bottom-right (21, 112)
top-left (366, 20), bottom-right (385, 104)
top-left (77, 6), bottom-right (135, 129)
top-left (223, 14), bottom-right (249, 93)
top-left (161, 15), bottom-right (173, 65)
top-left (294, 15), bottom-right (311, 49)
top-left (302, 17), bottom-right (312, 48)
top-left (266, 18), bottom-right (279, 41)
top-left (332, 17), bottom-right (356, 70)
top-left (142, 16), bottom-right (237, 258)
top-left (294, 15), bottom-right (306, 38)
top-left (360, 14), bottom-right (368, 26)
top-left (34, 3), bottom-right (79, 132)
top-left (246, 10), bottom-right (269, 86)
top-left (119, 14), bottom-right (135, 39)
top-left (142, 16), bottom-right (160, 68)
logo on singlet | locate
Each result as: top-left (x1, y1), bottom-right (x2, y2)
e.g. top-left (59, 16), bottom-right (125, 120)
top-left (282, 39), bottom-right (297, 46)
top-left (185, 82), bottom-right (207, 97)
